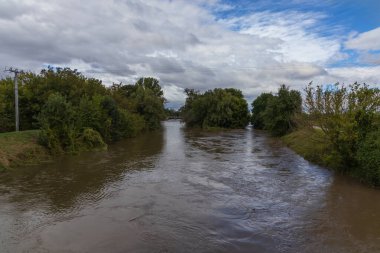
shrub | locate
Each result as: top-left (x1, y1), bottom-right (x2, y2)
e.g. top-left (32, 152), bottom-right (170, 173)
top-left (304, 82), bottom-right (380, 169)
top-left (356, 129), bottom-right (380, 185)
top-left (118, 110), bottom-right (146, 137)
top-left (38, 128), bottom-right (63, 154)
top-left (77, 128), bottom-right (107, 151)
top-left (38, 93), bottom-right (79, 153)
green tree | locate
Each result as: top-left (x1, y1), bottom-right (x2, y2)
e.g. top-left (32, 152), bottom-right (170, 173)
top-left (251, 85), bottom-right (301, 136)
top-left (0, 68), bottom-right (167, 154)
top-left (304, 82), bottom-right (380, 170)
top-left (251, 93), bottom-right (274, 129)
top-left (182, 88), bottom-right (249, 129)
top-left (136, 77), bottom-right (165, 99)
top-left (356, 129), bottom-right (380, 185)
top-left (263, 85), bottom-right (302, 136)
top-left (38, 93), bottom-right (79, 153)
top-left (0, 77), bottom-right (14, 132)
top-left (110, 77), bottom-right (166, 131)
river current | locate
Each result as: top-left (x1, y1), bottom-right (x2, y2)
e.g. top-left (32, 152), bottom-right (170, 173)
top-left (0, 120), bottom-right (379, 252)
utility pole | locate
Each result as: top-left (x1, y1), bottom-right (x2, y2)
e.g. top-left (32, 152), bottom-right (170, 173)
top-left (5, 67), bottom-right (22, 132)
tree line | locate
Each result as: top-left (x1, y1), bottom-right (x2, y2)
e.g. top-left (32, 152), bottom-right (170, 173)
top-left (251, 83), bottom-right (380, 186)
top-left (1, 68), bottom-right (379, 185)
top-left (0, 67), bottom-right (166, 153)
top-left (180, 83), bottom-right (380, 185)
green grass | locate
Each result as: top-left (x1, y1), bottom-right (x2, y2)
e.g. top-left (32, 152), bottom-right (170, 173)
top-left (281, 128), bottom-right (338, 169)
top-left (0, 130), bottom-right (51, 170)
top-left (282, 127), bottom-right (380, 187)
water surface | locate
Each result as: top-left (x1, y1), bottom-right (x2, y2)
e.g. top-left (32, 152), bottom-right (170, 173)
top-left (1, 120), bottom-right (379, 252)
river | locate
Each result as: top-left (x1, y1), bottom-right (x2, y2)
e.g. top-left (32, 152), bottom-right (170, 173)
top-left (0, 120), bottom-right (379, 253)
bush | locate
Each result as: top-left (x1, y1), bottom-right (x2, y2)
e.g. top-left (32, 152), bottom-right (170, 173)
top-left (38, 128), bottom-right (63, 154)
top-left (77, 128), bottom-right (107, 151)
top-left (304, 82), bottom-right (380, 169)
top-left (38, 93), bottom-right (79, 153)
top-left (356, 129), bottom-right (380, 185)
top-left (118, 110), bottom-right (146, 137)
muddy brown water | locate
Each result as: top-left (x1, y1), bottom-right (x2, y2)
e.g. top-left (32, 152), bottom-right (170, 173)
top-left (0, 120), bottom-right (379, 253)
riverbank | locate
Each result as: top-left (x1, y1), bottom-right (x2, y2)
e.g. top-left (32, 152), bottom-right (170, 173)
top-left (0, 130), bottom-right (51, 171)
top-left (1, 120), bottom-right (379, 253)
top-left (282, 127), bottom-right (380, 186)
top-left (281, 128), bottom-right (334, 168)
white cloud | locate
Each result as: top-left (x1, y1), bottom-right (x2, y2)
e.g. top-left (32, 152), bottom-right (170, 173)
top-left (0, 0), bottom-right (378, 107)
top-left (346, 27), bottom-right (380, 51)
top-left (325, 66), bottom-right (380, 85)
top-left (222, 11), bottom-right (341, 63)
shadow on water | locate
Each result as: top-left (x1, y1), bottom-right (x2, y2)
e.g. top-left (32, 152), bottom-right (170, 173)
top-left (0, 129), bottom-right (164, 213)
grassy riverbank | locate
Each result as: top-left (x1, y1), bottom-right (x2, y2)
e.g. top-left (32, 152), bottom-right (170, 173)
top-left (281, 128), bottom-right (335, 168)
top-left (282, 127), bottom-right (380, 186)
top-left (0, 130), bottom-right (51, 171)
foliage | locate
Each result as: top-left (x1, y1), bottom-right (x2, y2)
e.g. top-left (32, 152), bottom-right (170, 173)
top-left (77, 128), bottom-right (107, 151)
top-left (251, 93), bottom-right (274, 129)
top-left (181, 88), bottom-right (249, 129)
top-left (304, 82), bottom-right (380, 170)
top-left (110, 77), bottom-right (166, 131)
top-left (165, 108), bottom-right (181, 119)
top-left (356, 129), bottom-right (380, 185)
top-left (282, 128), bottom-right (342, 170)
top-left (0, 68), bottom-right (166, 154)
top-left (251, 85), bottom-right (302, 136)
top-left (0, 78), bottom-right (15, 132)
top-left (38, 93), bottom-right (78, 153)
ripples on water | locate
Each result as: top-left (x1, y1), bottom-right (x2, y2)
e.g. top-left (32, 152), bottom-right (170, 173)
top-left (0, 120), bottom-right (379, 253)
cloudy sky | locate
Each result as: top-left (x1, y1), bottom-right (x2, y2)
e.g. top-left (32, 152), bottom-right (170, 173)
top-left (1, 0), bottom-right (380, 108)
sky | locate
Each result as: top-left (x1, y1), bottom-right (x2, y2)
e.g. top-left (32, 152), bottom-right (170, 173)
top-left (0, 0), bottom-right (379, 108)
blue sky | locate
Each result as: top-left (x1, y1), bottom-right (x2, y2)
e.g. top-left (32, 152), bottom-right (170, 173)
top-left (213, 0), bottom-right (380, 68)
top-left (1, 0), bottom-right (379, 108)
top-left (217, 0), bottom-right (380, 32)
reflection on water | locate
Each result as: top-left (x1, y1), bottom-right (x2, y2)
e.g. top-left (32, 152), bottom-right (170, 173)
top-left (0, 120), bottom-right (379, 253)
top-left (0, 130), bottom-right (164, 212)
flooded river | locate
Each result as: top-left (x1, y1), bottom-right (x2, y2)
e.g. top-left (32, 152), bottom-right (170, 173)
top-left (0, 120), bottom-right (379, 253)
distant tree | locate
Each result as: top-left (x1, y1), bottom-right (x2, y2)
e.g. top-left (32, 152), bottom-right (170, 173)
top-left (263, 85), bottom-right (302, 136)
top-left (110, 77), bottom-right (166, 131)
top-left (251, 93), bottom-right (274, 129)
top-left (136, 77), bottom-right (165, 100)
top-left (182, 88), bottom-right (249, 129)
top-left (251, 85), bottom-right (301, 136)
top-left (165, 108), bottom-right (181, 119)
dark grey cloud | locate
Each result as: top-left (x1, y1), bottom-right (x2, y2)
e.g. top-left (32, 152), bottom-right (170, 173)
top-left (0, 0), bottom-right (30, 20)
top-left (148, 57), bottom-right (185, 74)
